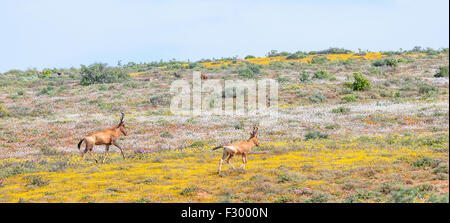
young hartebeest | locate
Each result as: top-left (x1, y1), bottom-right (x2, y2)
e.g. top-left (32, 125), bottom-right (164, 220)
top-left (77, 112), bottom-right (128, 163)
top-left (212, 126), bottom-right (259, 174)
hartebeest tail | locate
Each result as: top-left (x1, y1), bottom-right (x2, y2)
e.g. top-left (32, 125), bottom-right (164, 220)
top-left (77, 112), bottom-right (128, 163)
top-left (77, 138), bottom-right (85, 150)
top-left (213, 126), bottom-right (259, 174)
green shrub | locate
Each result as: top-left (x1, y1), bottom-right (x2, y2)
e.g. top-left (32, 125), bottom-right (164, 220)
top-left (160, 131), bottom-right (173, 138)
top-left (309, 92), bottom-right (327, 103)
top-left (238, 62), bottom-right (261, 79)
top-left (244, 55), bottom-right (256, 59)
top-left (418, 83), bottom-right (438, 95)
top-left (79, 63), bottom-right (129, 86)
top-left (305, 191), bottom-right (331, 203)
top-left (38, 70), bottom-right (53, 79)
top-left (310, 56), bottom-right (329, 64)
top-left (332, 107), bottom-right (350, 114)
top-left (38, 86), bottom-right (55, 96)
top-left (0, 104), bottom-right (10, 118)
top-left (309, 48), bottom-right (353, 55)
top-left (150, 94), bottom-right (170, 107)
top-left (190, 141), bottom-right (207, 148)
top-left (25, 176), bottom-right (49, 187)
top-left (352, 73), bottom-right (371, 91)
top-left (298, 71), bottom-right (310, 82)
top-left (180, 186), bottom-right (201, 196)
top-left (325, 124), bottom-right (340, 130)
top-left (305, 131), bottom-right (328, 140)
top-left (266, 50), bottom-right (290, 57)
top-left (277, 172), bottom-right (305, 183)
top-left (286, 51), bottom-right (307, 60)
top-left (413, 157), bottom-right (441, 168)
top-left (391, 187), bottom-right (419, 203)
top-left (313, 70), bottom-right (331, 79)
top-left (372, 58), bottom-right (398, 67)
top-left (434, 66), bottom-right (449, 77)
top-left (341, 94), bottom-right (357, 102)
top-left (40, 147), bottom-right (58, 156)
top-left (274, 195), bottom-right (294, 203)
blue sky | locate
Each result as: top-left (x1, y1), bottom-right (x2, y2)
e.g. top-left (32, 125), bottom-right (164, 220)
top-left (0, 0), bottom-right (448, 72)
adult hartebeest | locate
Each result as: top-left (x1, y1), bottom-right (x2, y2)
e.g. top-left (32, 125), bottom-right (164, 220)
top-left (212, 126), bottom-right (259, 174)
top-left (77, 112), bottom-right (128, 163)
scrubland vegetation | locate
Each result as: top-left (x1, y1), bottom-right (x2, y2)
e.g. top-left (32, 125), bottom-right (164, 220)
top-left (0, 47), bottom-right (448, 203)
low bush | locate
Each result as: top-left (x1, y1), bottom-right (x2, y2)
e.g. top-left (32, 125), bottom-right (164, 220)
top-left (79, 63), bottom-right (129, 86)
top-left (434, 66), bottom-right (449, 77)
top-left (372, 58), bottom-right (398, 67)
top-left (305, 131), bottom-right (328, 140)
top-left (309, 92), bottom-right (327, 103)
top-left (341, 94), bottom-right (357, 102)
top-left (351, 73), bottom-right (371, 91)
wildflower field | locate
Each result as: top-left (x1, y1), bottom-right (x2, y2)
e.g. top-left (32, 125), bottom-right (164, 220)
top-left (0, 49), bottom-right (448, 203)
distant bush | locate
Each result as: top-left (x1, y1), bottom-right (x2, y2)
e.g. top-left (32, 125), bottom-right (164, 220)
top-left (332, 107), bottom-right (350, 114)
top-left (244, 55), bottom-right (256, 59)
top-left (434, 66), bottom-right (449, 77)
top-left (304, 191), bottom-right (331, 203)
top-left (238, 62), bottom-right (261, 79)
top-left (309, 48), bottom-right (353, 55)
top-left (313, 70), bottom-right (332, 79)
top-left (310, 56), bottom-right (329, 64)
top-left (309, 92), bottom-right (327, 103)
top-left (298, 71), bottom-right (310, 82)
top-left (25, 175), bottom-right (49, 187)
top-left (266, 50), bottom-right (290, 57)
top-left (79, 63), bottom-right (129, 86)
top-left (413, 157), bottom-right (441, 168)
top-left (351, 73), bottom-right (371, 91)
top-left (38, 69), bottom-right (53, 79)
top-left (418, 83), bottom-right (438, 95)
top-left (150, 94), bottom-right (170, 107)
top-left (341, 94), bottom-right (357, 102)
top-left (0, 104), bottom-right (10, 118)
top-left (180, 186), bottom-right (201, 196)
top-left (286, 51), bottom-right (307, 60)
top-left (305, 131), bottom-right (328, 140)
top-left (160, 131), bottom-right (173, 138)
top-left (38, 86), bottom-right (55, 96)
top-left (372, 58), bottom-right (398, 67)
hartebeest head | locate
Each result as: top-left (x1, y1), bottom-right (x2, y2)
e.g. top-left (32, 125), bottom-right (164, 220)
top-left (249, 126), bottom-right (259, 146)
top-left (117, 112), bottom-right (127, 136)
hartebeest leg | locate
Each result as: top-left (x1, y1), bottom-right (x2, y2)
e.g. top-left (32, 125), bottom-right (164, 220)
top-left (218, 151), bottom-right (228, 174)
top-left (102, 145), bottom-right (110, 164)
top-left (226, 154), bottom-right (235, 170)
top-left (240, 154), bottom-right (246, 170)
top-left (81, 145), bottom-right (89, 160)
top-left (88, 148), bottom-right (98, 163)
top-left (112, 139), bottom-right (125, 159)
top-left (240, 153), bottom-right (248, 171)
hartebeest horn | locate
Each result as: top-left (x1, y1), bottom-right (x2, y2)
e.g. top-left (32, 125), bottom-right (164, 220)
top-left (251, 126), bottom-right (259, 137)
top-left (119, 112), bottom-right (125, 125)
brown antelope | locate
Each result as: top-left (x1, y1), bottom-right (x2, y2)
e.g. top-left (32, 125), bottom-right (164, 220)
top-left (77, 112), bottom-right (128, 163)
top-left (212, 126), bottom-right (259, 174)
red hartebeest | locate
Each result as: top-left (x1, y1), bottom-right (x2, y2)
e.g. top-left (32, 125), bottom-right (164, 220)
top-left (77, 112), bottom-right (128, 163)
top-left (212, 126), bottom-right (259, 174)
